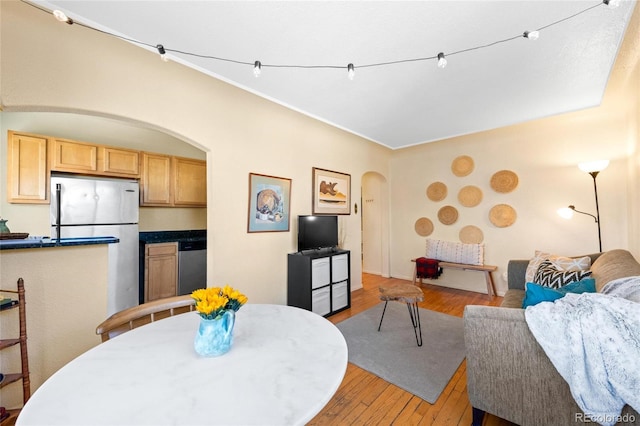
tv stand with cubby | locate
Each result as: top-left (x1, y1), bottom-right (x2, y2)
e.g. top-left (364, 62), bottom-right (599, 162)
top-left (287, 249), bottom-right (350, 317)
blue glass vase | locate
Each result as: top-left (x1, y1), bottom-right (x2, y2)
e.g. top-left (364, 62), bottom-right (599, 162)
top-left (194, 310), bottom-right (235, 357)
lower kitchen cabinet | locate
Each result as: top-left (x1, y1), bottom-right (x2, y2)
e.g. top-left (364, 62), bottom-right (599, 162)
top-left (144, 242), bottom-right (178, 302)
top-left (287, 249), bottom-right (350, 317)
top-left (139, 230), bottom-right (207, 303)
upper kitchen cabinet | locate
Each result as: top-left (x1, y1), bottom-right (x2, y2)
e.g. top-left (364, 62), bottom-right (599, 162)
top-left (7, 131), bottom-right (50, 204)
top-left (101, 147), bottom-right (140, 176)
top-left (173, 157), bottom-right (207, 207)
top-left (51, 138), bottom-right (140, 178)
top-left (6, 129), bottom-right (205, 207)
top-left (140, 153), bottom-right (173, 206)
top-left (140, 153), bottom-right (206, 207)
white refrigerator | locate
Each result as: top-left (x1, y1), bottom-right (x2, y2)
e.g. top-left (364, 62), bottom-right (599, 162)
top-left (50, 174), bottom-right (139, 316)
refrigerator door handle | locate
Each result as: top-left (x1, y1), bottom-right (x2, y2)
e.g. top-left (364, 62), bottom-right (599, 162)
top-left (56, 183), bottom-right (62, 245)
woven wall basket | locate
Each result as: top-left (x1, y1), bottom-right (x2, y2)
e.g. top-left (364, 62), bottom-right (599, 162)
top-left (489, 204), bottom-right (517, 228)
top-left (438, 205), bottom-right (459, 225)
top-left (490, 170), bottom-right (519, 193)
top-left (459, 225), bottom-right (484, 243)
top-left (451, 155), bottom-right (474, 177)
top-left (426, 182), bottom-right (447, 202)
top-left (458, 185), bottom-right (483, 207)
top-left (415, 217), bottom-right (434, 236)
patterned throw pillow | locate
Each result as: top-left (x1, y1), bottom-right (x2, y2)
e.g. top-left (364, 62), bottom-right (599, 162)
top-left (549, 255), bottom-right (591, 272)
top-left (533, 260), bottom-right (592, 289)
top-left (425, 239), bottom-right (484, 265)
top-left (525, 251), bottom-right (592, 283)
top-left (525, 250), bottom-right (553, 283)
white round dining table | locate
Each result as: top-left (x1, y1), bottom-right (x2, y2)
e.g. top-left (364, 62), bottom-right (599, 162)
top-left (17, 304), bottom-right (348, 426)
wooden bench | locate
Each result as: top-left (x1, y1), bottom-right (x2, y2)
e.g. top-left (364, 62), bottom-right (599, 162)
top-left (411, 258), bottom-right (497, 297)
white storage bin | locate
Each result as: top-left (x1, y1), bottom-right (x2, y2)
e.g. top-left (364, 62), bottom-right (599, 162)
top-left (312, 287), bottom-right (331, 316)
top-left (332, 281), bottom-right (348, 311)
top-left (331, 254), bottom-right (349, 283)
top-left (311, 258), bottom-right (330, 289)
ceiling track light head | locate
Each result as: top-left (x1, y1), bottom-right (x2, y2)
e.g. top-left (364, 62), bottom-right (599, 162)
top-left (254, 61), bottom-right (262, 77)
top-left (53, 10), bottom-right (73, 25)
top-left (347, 63), bottom-right (355, 80)
top-left (437, 52), bottom-right (447, 69)
top-left (603, 0), bottom-right (620, 8)
top-left (156, 44), bottom-right (169, 62)
top-left (523, 30), bottom-right (540, 40)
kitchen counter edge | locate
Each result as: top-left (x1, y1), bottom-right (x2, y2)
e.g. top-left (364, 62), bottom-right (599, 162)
top-left (0, 237), bottom-right (120, 250)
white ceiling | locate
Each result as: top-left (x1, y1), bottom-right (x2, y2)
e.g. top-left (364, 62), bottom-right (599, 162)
top-left (35, 1), bottom-right (636, 149)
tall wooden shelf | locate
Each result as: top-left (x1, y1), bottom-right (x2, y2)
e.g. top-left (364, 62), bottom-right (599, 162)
top-left (1, 278), bottom-right (30, 426)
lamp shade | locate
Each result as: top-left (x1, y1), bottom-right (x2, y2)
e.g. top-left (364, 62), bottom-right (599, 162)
top-left (578, 160), bottom-right (609, 173)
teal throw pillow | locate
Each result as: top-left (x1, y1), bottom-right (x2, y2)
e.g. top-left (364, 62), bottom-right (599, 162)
top-left (522, 278), bottom-right (596, 308)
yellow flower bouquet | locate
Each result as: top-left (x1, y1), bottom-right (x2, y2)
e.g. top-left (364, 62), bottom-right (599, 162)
top-left (191, 285), bottom-right (248, 320)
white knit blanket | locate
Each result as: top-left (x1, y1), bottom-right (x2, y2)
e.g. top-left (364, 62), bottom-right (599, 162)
top-left (524, 278), bottom-right (640, 426)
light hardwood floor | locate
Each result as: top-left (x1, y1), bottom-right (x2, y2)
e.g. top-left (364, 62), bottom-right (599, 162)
top-left (308, 273), bottom-right (516, 426)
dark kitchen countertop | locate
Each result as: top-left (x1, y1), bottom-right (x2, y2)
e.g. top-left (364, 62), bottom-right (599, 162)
top-left (139, 230), bottom-right (206, 244)
top-left (0, 236), bottom-right (120, 250)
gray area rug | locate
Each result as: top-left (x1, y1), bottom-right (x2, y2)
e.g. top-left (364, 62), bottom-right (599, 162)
top-left (336, 301), bottom-right (465, 404)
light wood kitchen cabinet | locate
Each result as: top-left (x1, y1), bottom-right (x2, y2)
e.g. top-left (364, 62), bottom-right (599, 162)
top-left (6, 129), bottom-right (204, 207)
top-left (51, 139), bottom-right (140, 178)
top-left (140, 153), bottom-right (206, 207)
top-left (101, 147), bottom-right (140, 177)
top-left (140, 153), bottom-right (173, 206)
top-left (7, 131), bottom-right (50, 203)
top-left (173, 157), bottom-right (207, 206)
top-left (50, 139), bottom-right (98, 173)
top-left (144, 242), bottom-right (178, 302)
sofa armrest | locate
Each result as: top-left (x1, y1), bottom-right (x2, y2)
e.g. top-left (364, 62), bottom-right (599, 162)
top-left (464, 305), bottom-right (582, 425)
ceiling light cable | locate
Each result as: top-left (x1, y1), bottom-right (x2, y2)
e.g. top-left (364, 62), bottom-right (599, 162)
top-left (347, 63), bottom-right (355, 80)
top-left (22, 0), bottom-right (615, 76)
top-left (437, 53), bottom-right (447, 69)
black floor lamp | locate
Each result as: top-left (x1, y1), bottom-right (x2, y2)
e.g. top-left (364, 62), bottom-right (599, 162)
top-left (557, 160), bottom-right (609, 252)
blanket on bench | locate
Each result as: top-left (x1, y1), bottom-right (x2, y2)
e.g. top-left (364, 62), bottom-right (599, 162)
top-left (415, 257), bottom-right (442, 280)
top-left (524, 276), bottom-right (640, 426)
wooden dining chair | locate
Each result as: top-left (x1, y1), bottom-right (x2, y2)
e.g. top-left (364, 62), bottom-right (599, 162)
top-left (96, 295), bottom-right (196, 342)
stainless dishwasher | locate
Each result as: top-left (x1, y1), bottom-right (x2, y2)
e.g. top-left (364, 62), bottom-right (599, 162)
top-left (178, 240), bottom-right (207, 295)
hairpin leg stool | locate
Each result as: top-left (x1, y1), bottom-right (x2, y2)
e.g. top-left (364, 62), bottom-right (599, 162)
top-left (377, 283), bottom-right (424, 347)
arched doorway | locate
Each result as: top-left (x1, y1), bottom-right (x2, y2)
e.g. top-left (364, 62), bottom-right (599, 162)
top-left (361, 171), bottom-right (389, 277)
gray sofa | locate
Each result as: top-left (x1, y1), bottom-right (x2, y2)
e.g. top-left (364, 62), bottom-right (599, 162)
top-left (464, 249), bottom-right (640, 426)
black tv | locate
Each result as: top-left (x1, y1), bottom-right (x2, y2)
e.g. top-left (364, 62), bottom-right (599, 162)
top-left (297, 215), bottom-right (338, 252)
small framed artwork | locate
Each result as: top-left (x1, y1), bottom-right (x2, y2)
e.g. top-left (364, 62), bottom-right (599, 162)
top-left (247, 173), bottom-right (292, 233)
top-left (312, 167), bottom-right (351, 215)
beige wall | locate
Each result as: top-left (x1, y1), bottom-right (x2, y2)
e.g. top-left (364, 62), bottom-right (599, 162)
top-left (630, 50), bottom-right (640, 256)
top-left (0, 246), bottom-right (109, 408)
top-left (389, 8), bottom-right (640, 293)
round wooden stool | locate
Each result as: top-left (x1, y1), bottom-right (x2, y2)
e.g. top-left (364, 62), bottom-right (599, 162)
top-left (377, 283), bottom-right (424, 346)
